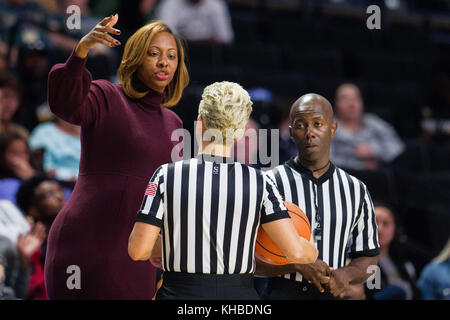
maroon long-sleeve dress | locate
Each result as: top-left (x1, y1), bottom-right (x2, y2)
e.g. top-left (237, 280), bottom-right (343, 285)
top-left (45, 51), bottom-right (183, 299)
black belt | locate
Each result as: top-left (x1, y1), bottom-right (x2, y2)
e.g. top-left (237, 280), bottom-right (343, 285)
top-left (162, 272), bottom-right (254, 287)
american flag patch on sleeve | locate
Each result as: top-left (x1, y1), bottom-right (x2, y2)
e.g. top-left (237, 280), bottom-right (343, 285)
top-left (145, 182), bottom-right (158, 196)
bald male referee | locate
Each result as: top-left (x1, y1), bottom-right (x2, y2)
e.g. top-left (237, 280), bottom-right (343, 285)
top-left (256, 93), bottom-right (380, 300)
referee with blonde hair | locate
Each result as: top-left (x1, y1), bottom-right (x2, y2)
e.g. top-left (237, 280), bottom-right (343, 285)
top-left (128, 81), bottom-right (318, 299)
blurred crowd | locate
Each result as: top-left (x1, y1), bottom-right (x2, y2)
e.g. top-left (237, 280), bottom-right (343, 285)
top-left (0, 0), bottom-right (449, 300)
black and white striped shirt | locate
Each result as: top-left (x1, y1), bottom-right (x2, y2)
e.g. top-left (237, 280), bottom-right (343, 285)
top-left (266, 158), bottom-right (379, 282)
top-left (136, 155), bottom-right (290, 275)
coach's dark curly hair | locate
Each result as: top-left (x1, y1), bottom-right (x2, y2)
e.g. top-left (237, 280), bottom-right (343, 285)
top-left (16, 173), bottom-right (52, 214)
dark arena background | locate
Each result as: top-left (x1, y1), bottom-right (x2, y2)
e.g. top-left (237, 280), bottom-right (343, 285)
top-left (0, 0), bottom-right (449, 304)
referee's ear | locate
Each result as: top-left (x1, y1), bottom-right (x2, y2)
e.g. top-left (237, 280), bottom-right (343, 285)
top-left (195, 115), bottom-right (204, 143)
top-left (330, 120), bottom-right (338, 138)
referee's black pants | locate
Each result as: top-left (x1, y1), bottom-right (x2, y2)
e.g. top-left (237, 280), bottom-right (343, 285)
top-left (155, 272), bottom-right (260, 300)
top-left (265, 277), bottom-right (339, 300)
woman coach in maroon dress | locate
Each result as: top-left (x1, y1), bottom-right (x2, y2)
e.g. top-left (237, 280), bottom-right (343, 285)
top-left (44, 15), bottom-right (189, 299)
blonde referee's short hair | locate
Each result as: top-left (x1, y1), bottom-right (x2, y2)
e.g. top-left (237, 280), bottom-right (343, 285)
top-left (198, 81), bottom-right (253, 145)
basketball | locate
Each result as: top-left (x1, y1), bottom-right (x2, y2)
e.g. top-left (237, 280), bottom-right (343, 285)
top-left (255, 201), bottom-right (311, 265)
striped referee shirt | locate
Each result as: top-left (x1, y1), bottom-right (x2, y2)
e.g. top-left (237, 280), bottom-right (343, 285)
top-left (266, 158), bottom-right (379, 282)
top-left (136, 155), bottom-right (290, 275)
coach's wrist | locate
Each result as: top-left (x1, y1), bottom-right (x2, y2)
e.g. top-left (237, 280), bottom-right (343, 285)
top-left (75, 41), bottom-right (90, 58)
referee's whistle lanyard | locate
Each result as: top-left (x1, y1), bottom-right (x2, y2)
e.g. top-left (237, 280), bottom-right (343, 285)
top-left (293, 157), bottom-right (328, 244)
top-left (312, 184), bottom-right (322, 243)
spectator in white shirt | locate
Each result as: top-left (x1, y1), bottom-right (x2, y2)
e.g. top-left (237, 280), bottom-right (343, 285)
top-left (156, 0), bottom-right (234, 44)
top-left (330, 83), bottom-right (405, 170)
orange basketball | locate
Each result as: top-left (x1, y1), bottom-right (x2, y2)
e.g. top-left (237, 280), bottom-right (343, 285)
top-left (255, 201), bottom-right (311, 265)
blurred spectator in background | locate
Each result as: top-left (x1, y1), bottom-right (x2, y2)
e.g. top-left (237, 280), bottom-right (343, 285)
top-left (247, 88), bottom-right (275, 128)
top-left (91, 0), bottom-right (118, 17)
top-left (0, 131), bottom-right (36, 204)
top-left (1, 0), bottom-right (88, 59)
top-left (268, 95), bottom-right (298, 164)
top-left (0, 234), bottom-right (25, 299)
top-left (0, 0), bottom-right (52, 69)
top-left (330, 83), bottom-right (405, 170)
top-left (29, 118), bottom-right (80, 182)
top-left (423, 57), bottom-right (450, 148)
top-left (0, 200), bottom-right (30, 248)
top-left (364, 203), bottom-right (420, 300)
top-left (51, 0), bottom-right (118, 80)
top-left (417, 237), bottom-right (450, 300)
top-left (0, 54), bottom-right (7, 73)
top-left (0, 74), bottom-right (28, 138)
top-left (63, 0), bottom-right (97, 35)
top-left (16, 174), bottom-right (66, 299)
top-left (92, 0), bottom-right (161, 56)
top-left (278, 114), bottom-right (296, 162)
top-left (0, 249), bottom-right (5, 298)
top-left (119, 0), bottom-right (161, 37)
top-left (42, 0), bottom-right (85, 56)
top-left (0, 199), bottom-right (46, 299)
top-left (17, 47), bottom-right (49, 131)
top-left (1, 0), bottom-right (119, 130)
top-left (140, 0), bottom-right (160, 21)
top-left (0, 0), bottom-right (51, 131)
top-left (156, 0), bottom-right (234, 44)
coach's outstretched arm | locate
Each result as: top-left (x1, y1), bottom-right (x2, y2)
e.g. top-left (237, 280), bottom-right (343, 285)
top-left (262, 219), bottom-right (318, 265)
top-left (47, 15), bottom-right (121, 126)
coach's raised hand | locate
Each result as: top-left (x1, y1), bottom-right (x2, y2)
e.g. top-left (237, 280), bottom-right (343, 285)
top-left (75, 14), bottom-right (121, 58)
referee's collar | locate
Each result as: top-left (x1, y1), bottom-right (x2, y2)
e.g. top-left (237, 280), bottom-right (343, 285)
top-left (286, 157), bottom-right (335, 184)
top-left (195, 153), bottom-right (235, 164)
